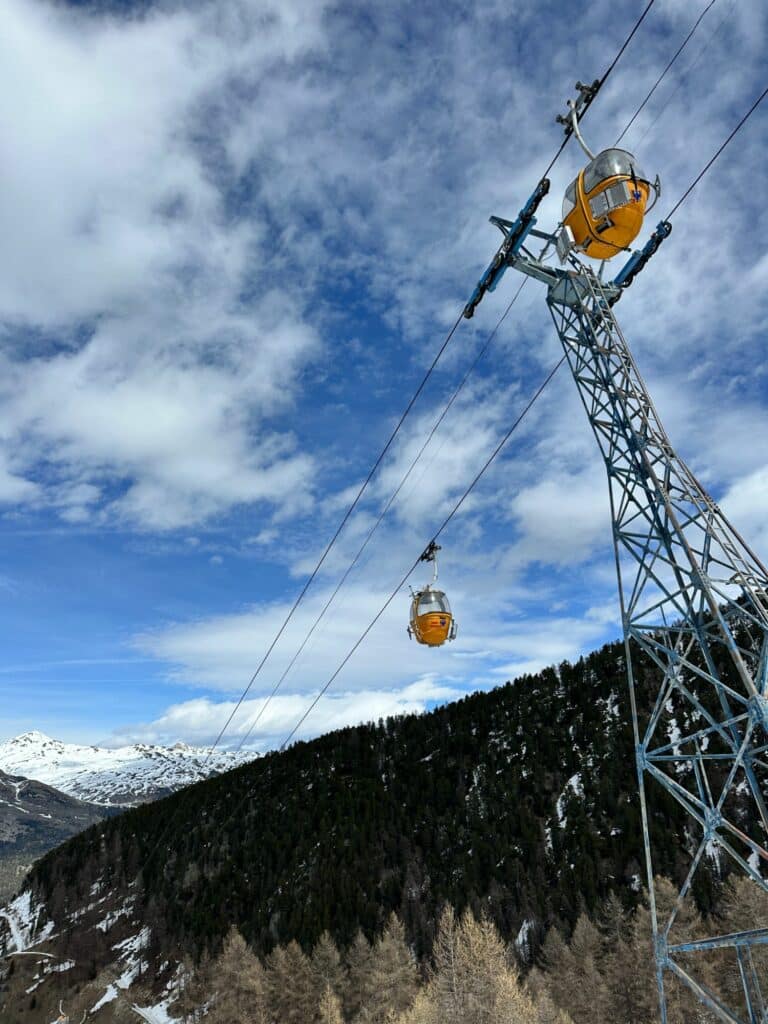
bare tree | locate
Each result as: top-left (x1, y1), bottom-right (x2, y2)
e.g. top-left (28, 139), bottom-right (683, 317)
top-left (344, 928), bottom-right (373, 1022)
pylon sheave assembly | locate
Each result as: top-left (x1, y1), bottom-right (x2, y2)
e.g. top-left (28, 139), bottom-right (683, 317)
top-left (466, 84), bottom-right (768, 1024)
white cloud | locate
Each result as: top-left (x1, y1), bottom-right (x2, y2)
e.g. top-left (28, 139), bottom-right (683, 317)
top-left (4, 0), bottom-right (768, 749)
top-left (0, 0), bottom-right (332, 529)
top-left (720, 465), bottom-right (768, 558)
top-left (0, 453), bottom-right (39, 504)
top-left (110, 678), bottom-right (464, 750)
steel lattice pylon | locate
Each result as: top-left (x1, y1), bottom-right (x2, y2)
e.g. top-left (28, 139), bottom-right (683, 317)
top-left (506, 237), bottom-right (768, 1023)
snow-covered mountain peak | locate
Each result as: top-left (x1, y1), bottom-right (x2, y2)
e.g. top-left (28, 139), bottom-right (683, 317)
top-left (0, 733), bottom-right (258, 807)
top-left (7, 731), bottom-right (61, 748)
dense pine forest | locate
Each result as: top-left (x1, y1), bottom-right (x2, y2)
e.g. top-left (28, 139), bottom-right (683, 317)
top-left (20, 635), bottom-right (729, 975)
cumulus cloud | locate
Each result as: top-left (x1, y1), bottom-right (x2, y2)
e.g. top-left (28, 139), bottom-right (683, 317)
top-left (109, 678), bottom-right (465, 750)
top-left (0, 0), bottom-right (328, 529)
top-left (4, 0), bottom-right (768, 746)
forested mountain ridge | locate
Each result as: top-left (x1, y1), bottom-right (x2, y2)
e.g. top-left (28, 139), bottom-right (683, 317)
top-left (0, 637), bottom-right (728, 1018)
top-left (0, 770), bottom-right (116, 901)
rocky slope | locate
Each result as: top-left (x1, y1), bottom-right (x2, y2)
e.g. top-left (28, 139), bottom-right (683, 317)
top-left (0, 769), bottom-right (113, 901)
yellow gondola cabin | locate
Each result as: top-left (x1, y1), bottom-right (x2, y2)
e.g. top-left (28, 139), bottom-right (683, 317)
top-left (561, 148), bottom-right (657, 261)
top-left (407, 541), bottom-right (457, 647)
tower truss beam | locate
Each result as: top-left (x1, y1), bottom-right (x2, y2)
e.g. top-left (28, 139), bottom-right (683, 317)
top-left (508, 240), bottom-right (768, 1024)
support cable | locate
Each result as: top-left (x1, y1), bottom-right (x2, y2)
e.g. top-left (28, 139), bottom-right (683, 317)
top-left (540, 0), bottom-right (656, 179)
top-left (132, 5), bottom-right (663, 876)
top-left (664, 82), bottom-right (768, 220)
top-left (201, 0), bottom-right (658, 765)
top-left (235, 279), bottom-right (529, 752)
top-left (231, 3), bottom-right (677, 752)
top-left (270, 41), bottom-right (768, 767)
top-left (136, 308), bottom-right (463, 873)
top-left (636, 0), bottom-right (734, 149)
top-left (597, 0), bottom-right (657, 90)
top-left (137, 353), bottom-right (564, 879)
top-left (277, 354), bottom-right (566, 751)
top-left (615, 0), bottom-right (718, 145)
top-left (199, 308), bottom-right (465, 766)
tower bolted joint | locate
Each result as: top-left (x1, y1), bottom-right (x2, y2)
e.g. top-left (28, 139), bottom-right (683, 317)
top-left (654, 932), bottom-right (670, 970)
top-left (636, 744), bottom-right (650, 772)
top-left (702, 807), bottom-right (723, 843)
top-left (748, 694), bottom-right (768, 732)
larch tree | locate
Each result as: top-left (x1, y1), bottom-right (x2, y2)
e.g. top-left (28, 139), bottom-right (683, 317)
top-left (206, 927), bottom-right (269, 1024)
top-left (312, 931), bottom-right (346, 1003)
top-left (533, 990), bottom-right (574, 1024)
top-left (393, 987), bottom-right (439, 1024)
top-left (345, 928), bottom-right (374, 1022)
top-left (318, 983), bottom-right (345, 1024)
top-left (715, 874), bottom-right (768, 1010)
top-left (561, 914), bottom-right (610, 1024)
top-left (427, 905), bottom-right (465, 1024)
top-left (275, 939), bottom-right (318, 1024)
top-left (365, 914), bottom-right (419, 1023)
top-left (451, 909), bottom-right (538, 1024)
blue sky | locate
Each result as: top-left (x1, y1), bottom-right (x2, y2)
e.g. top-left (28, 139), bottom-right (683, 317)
top-left (1, 0), bottom-right (767, 750)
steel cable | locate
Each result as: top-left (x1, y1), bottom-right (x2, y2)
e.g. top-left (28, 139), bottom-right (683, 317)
top-left (134, 3), bottom-right (664, 877)
top-left (204, 0), bottom-right (661, 766)
top-left (615, 0), bottom-right (718, 146)
top-left (540, 0), bottom-right (655, 180)
top-left (271, 14), bottom-right (768, 765)
top-left (231, 3), bottom-right (666, 751)
top-left (278, 354), bottom-right (566, 749)
top-left (636, 0), bottom-right (734, 150)
top-left (664, 82), bottom-right (768, 221)
top-left (199, 308), bottom-right (465, 767)
top-left (234, 278), bottom-right (530, 752)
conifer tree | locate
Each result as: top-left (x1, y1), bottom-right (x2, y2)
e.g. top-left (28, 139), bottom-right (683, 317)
top-left (366, 913), bottom-right (419, 1022)
top-left (394, 987), bottom-right (439, 1024)
top-left (428, 905), bottom-right (464, 1024)
top-left (345, 928), bottom-right (373, 1022)
top-left (206, 927), bottom-right (269, 1024)
top-left (561, 914), bottom-right (609, 1024)
top-left (452, 910), bottom-right (538, 1024)
top-left (318, 983), bottom-right (345, 1024)
top-left (268, 939), bottom-right (317, 1024)
top-left (715, 875), bottom-right (768, 1009)
top-left (534, 990), bottom-right (573, 1024)
top-left (312, 930), bottom-right (346, 1002)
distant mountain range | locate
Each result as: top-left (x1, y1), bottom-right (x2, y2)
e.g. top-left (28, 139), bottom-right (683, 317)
top-left (0, 732), bottom-right (259, 902)
top-left (0, 731), bottom-right (258, 807)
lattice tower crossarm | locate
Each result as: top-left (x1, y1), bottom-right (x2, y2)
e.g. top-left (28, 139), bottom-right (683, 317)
top-left (508, 241), bottom-right (768, 1024)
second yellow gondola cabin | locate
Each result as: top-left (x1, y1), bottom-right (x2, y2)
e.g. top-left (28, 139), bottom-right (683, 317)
top-left (408, 541), bottom-right (457, 647)
top-left (561, 148), bottom-right (658, 261)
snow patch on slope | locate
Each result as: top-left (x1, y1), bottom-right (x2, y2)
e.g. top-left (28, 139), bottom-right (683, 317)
top-left (0, 891), bottom-right (54, 952)
top-left (555, 773), bottom-right (584, 828)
